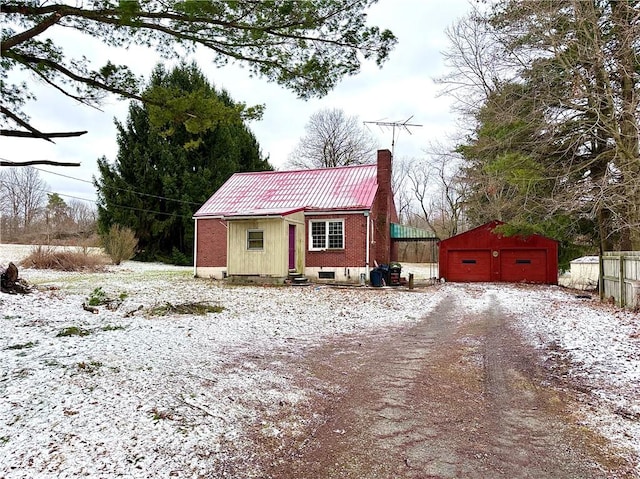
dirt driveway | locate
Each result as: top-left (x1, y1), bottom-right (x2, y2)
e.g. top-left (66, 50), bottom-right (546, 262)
top-left (257, 289), bottom-right (636, 478)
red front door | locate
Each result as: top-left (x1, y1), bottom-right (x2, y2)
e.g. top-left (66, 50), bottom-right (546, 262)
top-left (288, 225), bottom-right (296, 270)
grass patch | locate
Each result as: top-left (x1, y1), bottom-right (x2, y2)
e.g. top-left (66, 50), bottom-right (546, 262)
top-left (147, 302), bottom-right (224, 317)
top-left (20, 245), bottom-right (108, 272)
top-left (102, 324), bottom-right (125, 331)
top-left (6, 341), bottom-right (37, 350)
top-left (85, 287), bottom-right (128, 311)
top-left (150, 407), bottom-right (174, 421)
top-left (87, 287), bottom-right (108, 306)
top-left (77, 361), bottom-right (102, 373)
top-left (57, 326), bottom-right (91, 337)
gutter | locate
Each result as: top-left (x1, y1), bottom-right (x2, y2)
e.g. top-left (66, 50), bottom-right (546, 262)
top-left (193, 218), bottom-right (198, 277)
top-left (365, 211), bottom-right (370, 270)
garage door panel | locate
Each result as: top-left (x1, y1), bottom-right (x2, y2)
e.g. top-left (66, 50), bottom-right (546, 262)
top-left (500, 249), bottom-right (547, 283)
top-left (447, 250), bottom-right (491, 282)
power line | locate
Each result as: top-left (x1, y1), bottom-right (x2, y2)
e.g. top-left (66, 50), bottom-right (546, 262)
top-left (0, 179), bottom-right (194, 219)
top-left (0, 157), bottom-right (202, 207)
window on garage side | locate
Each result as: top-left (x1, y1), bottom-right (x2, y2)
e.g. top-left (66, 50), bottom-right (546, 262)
top-left (309, 219), bottom-right (344, 250)
top-left (247, 230), bottom-right (264, 250)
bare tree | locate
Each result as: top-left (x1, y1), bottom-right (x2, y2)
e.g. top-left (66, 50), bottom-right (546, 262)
top-left (68, 200), bottom-right (97, 233)
top-left (0, 166), bottom-right (48, 238)
top-left (287, 108), bottom-right (379, 169)
top-left (436, 8), bottom-right (511, 118)
top-left (406, 147), bottom-right (467, 240)
top-left (391, 157), bottom-right (414, 224)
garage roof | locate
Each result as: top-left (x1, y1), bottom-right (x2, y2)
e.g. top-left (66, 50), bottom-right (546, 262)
top-left (194, 164), bottom-right (378, 218)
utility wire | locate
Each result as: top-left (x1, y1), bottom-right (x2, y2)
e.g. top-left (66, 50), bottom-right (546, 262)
top-left (0, 157), bottom-right (202, 206)
top-left (0, 180), bottom-right (196, 220)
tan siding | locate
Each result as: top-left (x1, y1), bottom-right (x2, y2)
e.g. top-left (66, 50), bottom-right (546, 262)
top-left (228, 219), bottom-right (288, 276)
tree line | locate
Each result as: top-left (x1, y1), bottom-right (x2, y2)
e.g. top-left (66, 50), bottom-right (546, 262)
top-left (0, 168), bottom-right (96, 243)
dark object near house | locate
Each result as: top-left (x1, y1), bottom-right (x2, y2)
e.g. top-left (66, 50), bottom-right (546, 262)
top-left (370, 268), bottom-right (385, 287)
top-left (388, 262), bottom-right (402, 286)
top-left (370, 262), bottom-right (402, 287)
top-left (438, 220), bottom-right (558, 285)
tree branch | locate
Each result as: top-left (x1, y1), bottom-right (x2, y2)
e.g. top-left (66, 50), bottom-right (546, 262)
top-left (0, 159), bottom-right (81, 167)
top-left (1, 129), bottom-right (87, 139)
top-left (1, 10), bottom-right (63, 53)
top-left (0, 106), bottom-right (55, 143)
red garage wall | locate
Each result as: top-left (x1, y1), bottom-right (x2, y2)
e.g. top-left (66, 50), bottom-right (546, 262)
top-left (438, 220), bottom-right (558, 284)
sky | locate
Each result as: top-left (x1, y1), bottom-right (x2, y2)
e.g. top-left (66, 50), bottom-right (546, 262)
top-left (0, 0), bottom-right (473, 206)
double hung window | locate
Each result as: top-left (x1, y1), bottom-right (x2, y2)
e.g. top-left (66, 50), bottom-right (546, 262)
top-left (309, 220), bottom-right (344, 250)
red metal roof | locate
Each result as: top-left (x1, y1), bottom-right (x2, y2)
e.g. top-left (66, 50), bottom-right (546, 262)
top-left (194, 164), bottom-right (378, 218)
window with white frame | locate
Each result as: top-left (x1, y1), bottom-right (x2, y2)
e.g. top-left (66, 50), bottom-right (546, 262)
top-left (247, 230), bottom-right (264, 250)
top-left (309, 219), bottom-right (344, 250)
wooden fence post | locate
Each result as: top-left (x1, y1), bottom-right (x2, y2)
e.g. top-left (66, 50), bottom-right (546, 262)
top-left (620, 255), bottom-right (625, 308)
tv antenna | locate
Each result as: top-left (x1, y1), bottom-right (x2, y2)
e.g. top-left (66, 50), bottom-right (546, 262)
top-left (364, 116), bottom-right (422, 157)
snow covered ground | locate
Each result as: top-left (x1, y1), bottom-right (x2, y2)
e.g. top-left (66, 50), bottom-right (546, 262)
top-left (1, 245), bottom-right (638, 477)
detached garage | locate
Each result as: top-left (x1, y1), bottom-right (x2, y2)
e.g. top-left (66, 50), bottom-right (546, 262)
top-left (438, 220), bottom-right (558, 284)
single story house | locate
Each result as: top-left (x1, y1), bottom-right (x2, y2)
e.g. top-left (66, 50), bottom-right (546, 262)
top-left (193, 149), bottom-right (402, 282)
top-left (438, 220), bottom-right (559, 284)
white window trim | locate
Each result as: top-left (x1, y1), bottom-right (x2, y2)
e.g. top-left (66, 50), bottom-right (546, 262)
top-left (309, 219), bottom-right (344, 251)
top-left (246, 229), bottom-right (264, 250)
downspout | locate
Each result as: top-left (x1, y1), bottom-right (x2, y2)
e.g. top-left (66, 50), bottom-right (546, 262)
top-left (365, 211), bottom-right (370, 270)
top-left (193, 218), bottom-right (198, 277)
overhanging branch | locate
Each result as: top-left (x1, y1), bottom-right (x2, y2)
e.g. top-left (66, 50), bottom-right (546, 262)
top-left (0, 160), bottom-right (81, 167)
top-left (1, 129), bottom-right (87, 139)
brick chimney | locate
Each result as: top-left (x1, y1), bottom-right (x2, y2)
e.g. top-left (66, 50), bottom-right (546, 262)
top-left (373, 149), bottom-right (398, 264)
top-left (377, 149), bottom-right (392, 194)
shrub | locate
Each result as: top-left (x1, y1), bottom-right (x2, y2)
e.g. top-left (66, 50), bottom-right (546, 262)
top-left (102, 225), bottom-right (138, 265)
top-left (147, 302), bottom-right (224, 316)
top-left (20, 245), bottom-right (108, 272)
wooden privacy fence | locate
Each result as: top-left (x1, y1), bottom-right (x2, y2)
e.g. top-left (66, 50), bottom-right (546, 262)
top-left (601, 252), bottom-right (640, 310)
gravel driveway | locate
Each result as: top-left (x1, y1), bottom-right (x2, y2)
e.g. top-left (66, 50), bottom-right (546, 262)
top-left (258, 289), bottom-right (638, 478)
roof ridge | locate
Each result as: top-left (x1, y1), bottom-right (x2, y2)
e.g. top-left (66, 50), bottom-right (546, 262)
top-left (233, 163), bottom-right (377, 176)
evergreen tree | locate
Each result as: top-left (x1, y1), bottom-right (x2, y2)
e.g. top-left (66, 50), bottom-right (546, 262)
top-left (95, 63), bottom-right (271, 262)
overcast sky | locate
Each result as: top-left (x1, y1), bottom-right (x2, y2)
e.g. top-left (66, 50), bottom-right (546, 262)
top-left (0, 0), bottom-right (472, 206)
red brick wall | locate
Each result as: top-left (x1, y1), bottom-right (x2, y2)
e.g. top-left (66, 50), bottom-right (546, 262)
top-left (305, 214), bottom-right (368, 267)
top-left (195, 218), bottom-right (227, 267)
